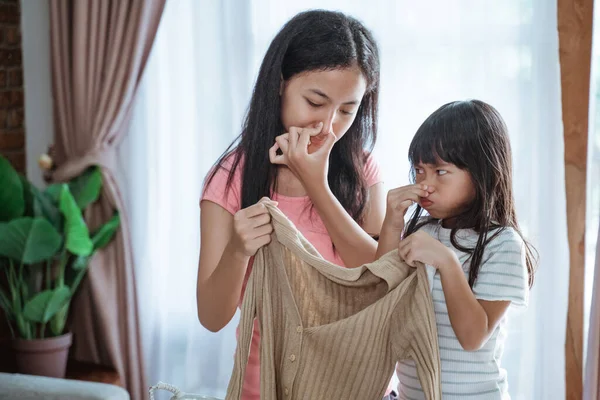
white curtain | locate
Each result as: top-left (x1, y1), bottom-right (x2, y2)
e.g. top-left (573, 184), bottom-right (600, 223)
top-left (122, 1), bottom-right (569, 399)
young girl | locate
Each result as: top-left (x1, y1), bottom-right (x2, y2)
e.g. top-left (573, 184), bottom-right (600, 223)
top-left (197, 10), bottom-right (386, 399)
top-left (377, 99), bottom-right (537, 399)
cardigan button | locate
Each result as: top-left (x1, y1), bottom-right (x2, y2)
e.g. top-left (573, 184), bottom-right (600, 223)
top-left (289, 354), bottom-right (296, 362)
top-left (296, 326), bottom-right (302, 333)
top-left (284, 387), bottom-right (290, 396)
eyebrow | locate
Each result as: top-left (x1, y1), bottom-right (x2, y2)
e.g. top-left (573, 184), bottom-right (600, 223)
top-left (414, 161), bottom-right (452, 167)
top-left (308, 89), bottom-right (359, 105)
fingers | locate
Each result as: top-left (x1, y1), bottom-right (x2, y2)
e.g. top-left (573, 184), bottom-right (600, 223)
top-left (389, 184), bottom-right (431, 199)
top-left (398, 235), bottom-right (412, 256)
top-left (398, 242), bottom-right (415, 267)
top-left (314, 131), bottom-right (336, 155)
top-left (288, 127), bottom-right (299, 149)
top-left (291, 124), bottom-right (324, 152)
top-left (388, 193), bottom-right (419, 215)
top-left (297, 128), bottom-right (311, 149)
top-left (251, 233), bottom-right (272, 249)
top-left (396, 192), bottom-right (420, 204)
top-left (270, 122), bottom-right (333, 168)
top-left (275, 134), bottom-right (290, 153)
top-left (275, 122), bottom-right (327, 158)
top-left (270, 133), bottom-right (291, 165)
top-left (398, 236), bottom-right (409, 255)
top-left (232, 198), bottom-right (277, 256)
top-left (254, 222), bottom-right (274, 237)
top-left (250, 212), bottom-right (271, 229)
top-left (398, 199), bottom-right (414, 211)
top-left (243, 198), bottom-right (277, 218)
top-left (240, 203), bottom-right (266, 219)
top-left (269, 142), bottom-right (285, 165)
top-left (399, 247), bottom-right (417, 267)
top-left (289, 122), bottom-right (324, 142)
top-left (298, 122), bottom-right (323, 137)
top-left (387, 184), bottom-right (434, 214)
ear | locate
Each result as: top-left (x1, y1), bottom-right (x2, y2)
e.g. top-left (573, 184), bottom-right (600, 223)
top-left (279, 73), bottom-right (284, 96)
top-left (279, 74), bottom-right (285, 96)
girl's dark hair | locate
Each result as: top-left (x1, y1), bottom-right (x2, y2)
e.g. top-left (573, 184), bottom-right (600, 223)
top-left (404, 100), bottom-right (537, 288)
top-left (205, 10), bottom-right (380, 224)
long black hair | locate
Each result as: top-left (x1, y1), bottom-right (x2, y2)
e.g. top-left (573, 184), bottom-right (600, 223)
top-left (404, 100), bottom-right (537, 288)
top-left (205, 10), bottom-right (380, 224)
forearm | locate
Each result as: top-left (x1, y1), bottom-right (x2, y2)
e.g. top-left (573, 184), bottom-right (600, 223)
top-left (197, 242), bottom-right (250, 332)
top-left (376, 220), bottom-right (403, 259)
top-left (307, 186), bottom-right (378, 268)
top-left (439, 258), bottom-right (488, 351)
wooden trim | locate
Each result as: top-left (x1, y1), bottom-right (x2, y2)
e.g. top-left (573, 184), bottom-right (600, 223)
top-left (558, 0), bottom-right (594, 398)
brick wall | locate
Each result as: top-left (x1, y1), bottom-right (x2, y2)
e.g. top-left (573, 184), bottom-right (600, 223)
top-left (0, 0), bottom-right (25, 173)
top-left (0, 0), bottom-right (23, 366)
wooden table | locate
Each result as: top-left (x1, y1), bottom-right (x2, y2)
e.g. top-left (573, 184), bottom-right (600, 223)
top-left (65, 358), bottom-right (121, 386)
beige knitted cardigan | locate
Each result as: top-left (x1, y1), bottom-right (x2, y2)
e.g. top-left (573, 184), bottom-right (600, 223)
top-left (225, 204), bottom-right (441, 399)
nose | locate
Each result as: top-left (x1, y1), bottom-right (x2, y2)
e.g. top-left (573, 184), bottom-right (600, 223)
top-left (420, 174), bottom-right (436, 192)
top-left (321, 110), bottom-right (337, 135)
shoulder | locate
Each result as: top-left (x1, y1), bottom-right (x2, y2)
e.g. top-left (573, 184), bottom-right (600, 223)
top-left (412, 217), bottom-right (441, 237)
top-left (363, 152), bottom-right (383, 187)
top-left (201, 151), bottom-right (244, 215)
top-left (203, 151), bottom-right (243, 186)
top-left (474, 227), bottom-right (529, 306)
top-left (484, 227), bottom-right (526, 257)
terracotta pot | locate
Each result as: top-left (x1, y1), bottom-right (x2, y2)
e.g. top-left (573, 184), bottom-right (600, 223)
top-left (12, 332), bottom-right (72, 378)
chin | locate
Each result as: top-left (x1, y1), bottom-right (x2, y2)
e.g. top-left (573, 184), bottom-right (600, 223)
top-left (423, 209), bottom-right (442, 219)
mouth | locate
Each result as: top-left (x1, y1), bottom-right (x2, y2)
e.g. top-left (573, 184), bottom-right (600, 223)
top-left (419, 198), bottom-right (433, 208)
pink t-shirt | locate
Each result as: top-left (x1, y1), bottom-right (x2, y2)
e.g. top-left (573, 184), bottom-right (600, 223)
top-left (201, 153), bottom-right (383, 399)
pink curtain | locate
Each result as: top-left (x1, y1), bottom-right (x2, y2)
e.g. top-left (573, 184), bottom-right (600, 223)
top-left (585, 208), bottom-right (600, 400)
top-left (48, 1), bottom-right (166, 399)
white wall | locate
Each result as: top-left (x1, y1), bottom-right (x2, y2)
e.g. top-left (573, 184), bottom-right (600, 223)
top-left (20, 0), bottom-right (54, 188)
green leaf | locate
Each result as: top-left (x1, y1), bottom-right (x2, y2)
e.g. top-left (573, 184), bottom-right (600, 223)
top-left (0, 287), bottom-right (12, 316)
top-left (92, 212), bottom-right (120, 250)
top-left (28, 184), bottom-right (63, 231)
top-left (66, 262), bottom-right (88, 295)
top-left (69, 167), bottom-right (102, 210)
top-left (15, 315), bottom-right (31, 339)
top-left (22, 287), bottom-right (71, 324)
top-left (44, 184), bottom-right (62, 203)
top-left (49, 302), bottom-right (69, 336)
top-left (0, 218), bottom-right (62, 264)
top-left (0, 155), bottom-right (24, 221)
top-left (20, 279), bottom-right (29, 303)
top-left (59, 185), bottom-right (93, 256)
top-left (71, 255), bottom-right (89, 271)
top-left (19, 176), bottom-right (35, 218)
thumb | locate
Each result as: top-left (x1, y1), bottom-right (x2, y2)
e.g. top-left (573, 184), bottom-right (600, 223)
top-left (399, 199), bottom-right (414, 214)
top-left (316, 131), bottom-right (336, 156)
top-left (304, 121), bottom-right (324, 137)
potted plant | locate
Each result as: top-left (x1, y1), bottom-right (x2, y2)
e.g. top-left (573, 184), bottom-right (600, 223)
top-left (0, 154), bottom-right (120, 378)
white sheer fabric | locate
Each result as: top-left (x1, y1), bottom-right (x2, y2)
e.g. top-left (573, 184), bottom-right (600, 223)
top-left (123, 1), bottom-right (568, 398)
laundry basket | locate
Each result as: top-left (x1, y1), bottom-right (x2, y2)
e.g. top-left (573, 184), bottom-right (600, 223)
top-left (149, 382), bottom-right (223, 400)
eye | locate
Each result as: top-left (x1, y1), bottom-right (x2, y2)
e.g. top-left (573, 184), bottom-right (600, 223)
top-left (437, 169), bottom-right (448, 176)
top-left (415, 167), bottom-right (424, 174)
top-left (340, 109), bottom-right (355, 116)
top-left (306, 99), bottom-right (323, 108)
